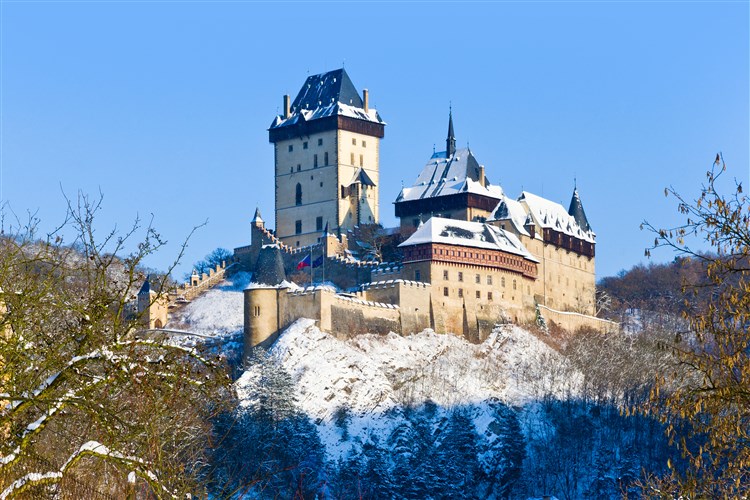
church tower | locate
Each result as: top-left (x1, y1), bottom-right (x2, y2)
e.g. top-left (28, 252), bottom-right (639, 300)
top-left (268, 69), bottom-right (386, 247)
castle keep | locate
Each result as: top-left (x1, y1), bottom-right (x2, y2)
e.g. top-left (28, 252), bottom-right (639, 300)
top-left (268, 69), bottom-right (385, 248)
top-left (240, 69), bottom-right (614, 353)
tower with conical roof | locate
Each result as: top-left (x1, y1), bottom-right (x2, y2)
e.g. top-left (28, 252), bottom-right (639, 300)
top-left (268, 69), bottom-right (386, 247)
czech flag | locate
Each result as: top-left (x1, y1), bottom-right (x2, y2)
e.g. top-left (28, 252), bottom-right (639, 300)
top-left (296, 254), bottom-right (311, 270)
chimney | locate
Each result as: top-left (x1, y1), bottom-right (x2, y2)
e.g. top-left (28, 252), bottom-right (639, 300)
top-left (478, 166), bottom-right (486, 187)
top-left (363, 89), bottom-right (369, 112)
top-left (283, 94), bottom-right (291, 118)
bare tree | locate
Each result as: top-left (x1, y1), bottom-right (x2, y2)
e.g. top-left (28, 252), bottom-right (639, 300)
top-left (0, 193), bottom-right (229, 498)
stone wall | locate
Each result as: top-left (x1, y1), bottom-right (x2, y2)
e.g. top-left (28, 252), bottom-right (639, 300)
top-left (537, 304), bottom-right (618, 333)
top-left (175, 261), bottom-right (232, 302)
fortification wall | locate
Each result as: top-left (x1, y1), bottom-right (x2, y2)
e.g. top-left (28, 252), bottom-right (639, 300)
top-left (175, 261), bottom-right (232, 303)
top-left (360, 280), bottom-right (432, 334)
top-left (330, 295), bottom-right (401, 337)
top-left (538, 304), bottom-right (618, 333)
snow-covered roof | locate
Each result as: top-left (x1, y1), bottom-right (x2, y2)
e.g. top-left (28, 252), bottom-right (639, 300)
top-left (269, 69), bottom-right (384, 130)
top-left (489, 195), bottom-right (531, 237)
top-left (399, 217), bottom-right (538, 262)
top-left (395, 148), bottom-right (503, 203)
top-left (519, 191), bottom-right (595, 243)
top-left (270, 101), bottom-right (384, 129)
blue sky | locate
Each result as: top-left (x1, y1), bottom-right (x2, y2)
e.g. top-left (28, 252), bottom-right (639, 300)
top-left (2, 1), bottom-right (748, 279)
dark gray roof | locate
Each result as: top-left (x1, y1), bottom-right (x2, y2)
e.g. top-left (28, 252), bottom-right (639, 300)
top-left (567, 189), bottom-right (592, 232)
top-left (291, 68), bottom-right (362, 112)
top-left (251, 207), bottom-right (264, 224)
top-left (254, 245), bottom-right (286, 286)
top-left (138, 278), bottom-right (151, 295)
top-left (351, 167), bottom-right (376, 187)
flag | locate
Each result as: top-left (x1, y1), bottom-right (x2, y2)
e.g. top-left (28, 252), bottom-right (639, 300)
top-left (296, 254), bottom-right (311, 270)
top-left (312, 255), bottom-right (324, 268)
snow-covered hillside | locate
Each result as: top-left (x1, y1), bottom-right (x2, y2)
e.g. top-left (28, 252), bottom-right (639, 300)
top-left (179, 275), bottom-right (673, 498)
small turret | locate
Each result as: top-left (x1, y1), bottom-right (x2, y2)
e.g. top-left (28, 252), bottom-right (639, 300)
top-left (568, 188), bottom-right (592, 232)
top-left (251, 207), bottom-right (264, 228)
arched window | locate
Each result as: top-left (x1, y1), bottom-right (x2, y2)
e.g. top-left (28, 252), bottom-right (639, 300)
top-left (295, 183), bottom-right (302, 206)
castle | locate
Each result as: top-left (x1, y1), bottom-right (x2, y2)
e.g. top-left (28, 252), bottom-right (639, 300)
top-left (238, 69), bottom-right (615, 352)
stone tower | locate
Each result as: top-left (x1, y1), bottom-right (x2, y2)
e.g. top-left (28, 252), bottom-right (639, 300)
top-left (268, 69), bottom-right (386, 247)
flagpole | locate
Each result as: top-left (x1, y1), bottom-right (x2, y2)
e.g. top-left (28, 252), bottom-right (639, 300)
top-left (309, 246), bottom-right (313, 287)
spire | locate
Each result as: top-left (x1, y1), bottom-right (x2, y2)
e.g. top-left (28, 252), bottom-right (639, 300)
top-left (138, 276), bottom-right (152, 295)
top-left (446, 107), bottom-right (456, 158)
top-left (568, 188), bottom-right (592, 232)
top-left (251, 207), bottom-right (264, 227)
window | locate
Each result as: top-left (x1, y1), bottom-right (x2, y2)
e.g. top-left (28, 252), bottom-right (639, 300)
top-left (458, 272), bottom-right (463, 282)
top-left (352, 138), bottom-right (357, 145)
top-left (297, 164), bottom-right (301, 172)
top-left (288, 145), bottom-right (293, 152)
top-left (487, 276), bottom-right (492, 285)
top-left (290, 167), bottom-right (293, 174)
top-left (458, 288), bottom-right (463, 298)
top-left (324, 152), bottom-right (329, 165)
top-left (415, 270), bottom-right (421, 281)
top-left (303, 141), bottom-right (308, 149)
top-left (475, 274), bottom-right (480, 284)
top-left (359, 154), bottom-right (363, 166)
top-left (350, 153), bottom-right (355, 165)
top-left (320, 182), bottom-right (323, 187)
top-left (314, 154), bottom-right (318, 168)
top-left (443, 287), bottom-right (449, 297)
top-left (316, 216), bottom-right (323, 231)
top-left (476, 290), bottom-right (481, 299)
top-left (318, 138), bottom-right (323, 146)
top-left (295, 183), bottom-right (302, 205)
top-left (443, 270), bottom-right (449, 280)
top-left (501, 277), bottom-right (506, 288)
top-left (488, 292), bottom-right (493, 301)
top-left (295, 220), bottom-right (302, 234)
top-left (362, 140), bottom-right (367, 148)
top-left (513, 279), bottom-right (517, 290)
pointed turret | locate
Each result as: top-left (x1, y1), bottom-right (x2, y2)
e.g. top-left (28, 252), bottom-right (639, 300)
top-left (251, 207), bottom-right (264, 227)
top-left (138, 276), bottom-right (152, 296)
top-left (568, 188), bottom-right (592, 232)
top-left (446, 109), bottom-right (456, 159)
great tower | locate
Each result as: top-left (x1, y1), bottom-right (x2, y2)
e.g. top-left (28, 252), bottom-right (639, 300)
top-left (268, 69), bottom-right (385, 247)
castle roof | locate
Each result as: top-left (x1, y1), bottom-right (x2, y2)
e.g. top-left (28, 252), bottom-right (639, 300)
top-left (489, 195), bottom-right (532, 237)
top-left (395, 148), bottom-right (503, 203)
top-left (350, 167), bottom-right (376, 187)
top-left (138, 278), bottom-right (152, 295)
top-left (253, 245), bottom-right (287, 286)
top-left (251, 207), bottom-right (264, 224)
top-left (399, 217), bottom-right (538, 262)
top-left (519, 191), bottom-right (595, 243)
top-left (568, 188), bottom-right (591, 232)
top-left (269, 68), bottom-right (384, 130)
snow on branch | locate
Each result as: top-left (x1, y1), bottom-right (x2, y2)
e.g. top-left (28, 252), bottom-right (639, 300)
top-left (0, 440), bottom-right (175, 499)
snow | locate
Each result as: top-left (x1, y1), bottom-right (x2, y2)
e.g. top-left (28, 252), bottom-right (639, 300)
top-left (235, 318), bottom-right (578, 460)
top-left (489, 194), bottom-right (532, 237)
top-left (520, 190), bottom-right (596, 243)
top-left (168, 272), bottom-right (251, 338)
top-left (399, 216), bottom-right (539, 262)
top-left (270, 101), bottom-right (384, 129)
top-left (396, 148), bottom-right (504, 203)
